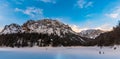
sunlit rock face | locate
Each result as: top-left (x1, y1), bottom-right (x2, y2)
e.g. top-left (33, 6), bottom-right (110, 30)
top-left (79, 29), bottom-right (104, 39)
top-left (22, 19), bottom-right (76, 36)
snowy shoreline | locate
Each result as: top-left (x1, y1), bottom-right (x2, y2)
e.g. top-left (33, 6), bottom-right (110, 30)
top-left (0, 46), bottom-right (120, 59)
top-left (0, 46), bottom-right (119, 55)
top-left (0, 46), bottom-right (118, 51)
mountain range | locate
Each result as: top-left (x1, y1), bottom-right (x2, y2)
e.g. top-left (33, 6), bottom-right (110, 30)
top-left (0, 19), bottom-right (103, 39)
top-left (0, 19), bottom-right (118, 47)
top-left (0, 19), bottom-right (92, 47)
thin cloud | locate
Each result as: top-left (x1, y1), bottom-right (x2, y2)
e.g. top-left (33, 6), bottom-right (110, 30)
top-left (95, 24), bottom-right (113, 31)
top-left (105, 7), bottom-right (120, 19)
top-left (85, 1), bottom-right (93, 8)
top-left (0, 1), bottom-right (9, 8)
top-left (75, 0), bottom-right (93, 8)
top-left (38, 0), bottom-right (56, 4)
top-left (106, 13), bottom-right (119, 19)
top-left (12, 0), bottom-right (25, 4)
top-left (15, 7), bottom-right (44, 19)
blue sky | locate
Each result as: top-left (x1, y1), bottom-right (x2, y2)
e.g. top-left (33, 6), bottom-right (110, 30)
top-left (0, 0), bottom-right (120, 32)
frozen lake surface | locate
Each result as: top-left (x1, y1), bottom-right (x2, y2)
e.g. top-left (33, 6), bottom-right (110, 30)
top-left (0, 46), bottom-right (120, 59)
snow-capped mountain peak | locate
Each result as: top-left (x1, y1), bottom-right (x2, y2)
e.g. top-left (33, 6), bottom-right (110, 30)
top-left (22, 19), bottom-right (75, 36)
top-left (1, 23), bottom-right (22, 34)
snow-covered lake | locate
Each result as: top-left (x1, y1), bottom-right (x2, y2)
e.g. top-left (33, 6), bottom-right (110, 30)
top-left (0, 46), bottom-right (120, 59)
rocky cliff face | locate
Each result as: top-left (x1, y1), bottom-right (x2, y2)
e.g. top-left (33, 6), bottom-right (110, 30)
top-left (22, 19), bottom-right (76, 36)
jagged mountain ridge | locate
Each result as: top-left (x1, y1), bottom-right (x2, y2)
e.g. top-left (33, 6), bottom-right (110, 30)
top-left (0, 19), bottom-right (88, 47)
top-left (1, 19), bottom-right (76, 36)
top-left (1, 23), bottom-right (23, 34)
top-left (22, 19), bottom-right (76, 36)
top-left (1, 19), bottom-right (120, 47)
top-left (79, 29), bottom-right (104, 39)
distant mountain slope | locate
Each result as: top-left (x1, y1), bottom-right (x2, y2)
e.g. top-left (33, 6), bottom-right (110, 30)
top-left (79, 29), bottom-right (104, 39)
